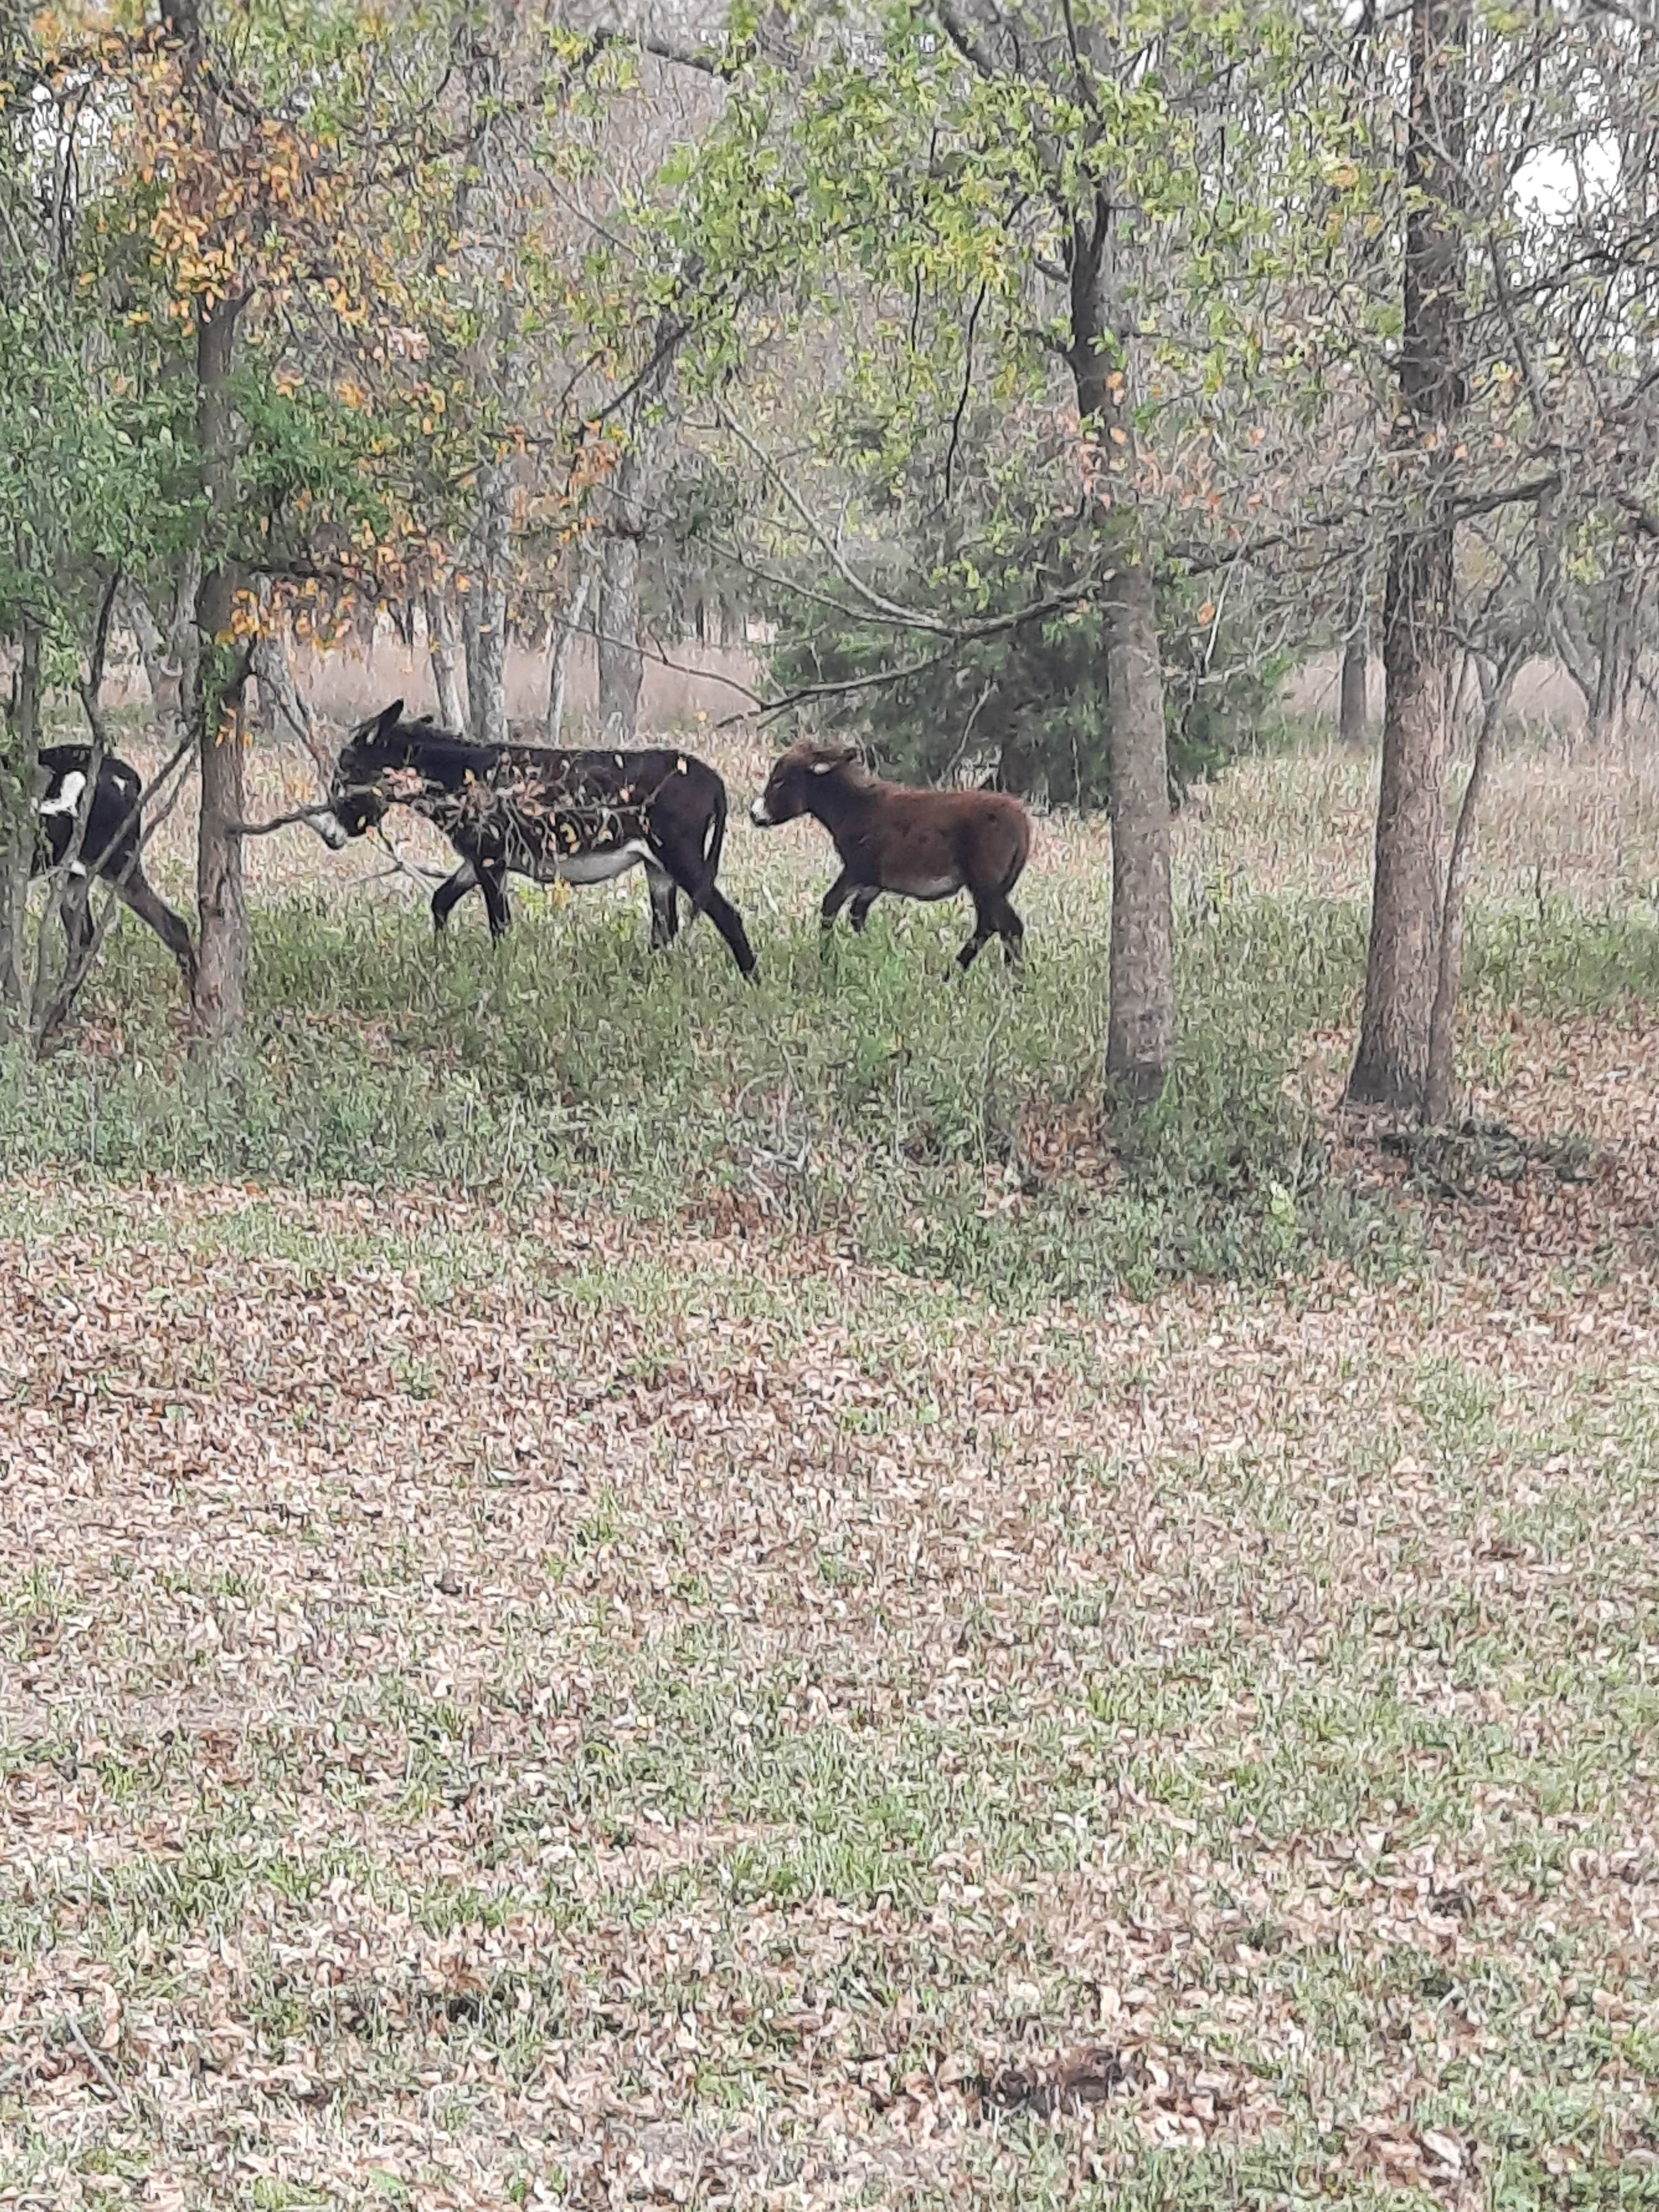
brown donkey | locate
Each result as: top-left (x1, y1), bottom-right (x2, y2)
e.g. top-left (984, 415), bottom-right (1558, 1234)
top-left (750, 740), bottom-right (1032, 968)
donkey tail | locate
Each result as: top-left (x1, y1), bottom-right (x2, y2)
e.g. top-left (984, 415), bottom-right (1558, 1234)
top-left (701, 776), bottom-right (729, 888)
top-left (999, 811), bottom-right (1032, 896)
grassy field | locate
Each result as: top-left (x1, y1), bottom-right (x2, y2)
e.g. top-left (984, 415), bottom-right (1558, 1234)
top-left (2, 723), bottom-right (1658, 2208)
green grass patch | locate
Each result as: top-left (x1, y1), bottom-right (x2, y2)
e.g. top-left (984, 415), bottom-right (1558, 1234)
top-left (3, 864), bottom-right (1657, 1303)
top-left (0, 886), bottom-right (1369, 1296)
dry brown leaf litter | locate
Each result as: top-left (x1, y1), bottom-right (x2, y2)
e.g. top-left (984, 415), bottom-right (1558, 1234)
top-left (1, 1181), bottom-right (1657, 2206)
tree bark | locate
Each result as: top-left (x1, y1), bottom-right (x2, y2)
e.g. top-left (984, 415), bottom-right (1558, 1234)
top-left (425, 591), bottom-right (466, 729)
top-left (191, 297), bottom-right (251, 1046)
top-left (597, 500), bottom-right (645, 744)
top-left (458, 572), bottom-right (481, 723)
top-left (1102, 559), bottom-right (1175, 1100)
top-left (546, 560), bottom-right (593, 742)
top-left (251, 621), bottom-right (331, 781)
top-left (1592, 559), bottom-right (1637, 745)
top-left (158, 0), bottom-right (250, 1042)
top-left (464, 465), bottom-right (511, 748)
top-left (1339, 572), bottom-right (1370, 744)
top-left (1347, 0), bottom-right (1468, 1114)
top-left (1424, 652), bottom-right (1521, 1124)
top-left (167, 551), bottom-right (202, 739)
top-left (73, 571), bottom-right (119, 756)
top-left (122, 584), bottom-right (185, 726)
top-left (1, 618), bottom-right (44, 1031)
top-left (1350, 528), bottom-right (1457, 1110)
top-left (1070, 198), bottom-right (1175, 1106)
top-left (594, 305), bottom-right (681, 748)
top-left (194, 605), bottom-right (249, 1042)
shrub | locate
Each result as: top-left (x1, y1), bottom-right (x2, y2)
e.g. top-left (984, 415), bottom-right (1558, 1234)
top-left (757, 429), bottom-right (1292, 804)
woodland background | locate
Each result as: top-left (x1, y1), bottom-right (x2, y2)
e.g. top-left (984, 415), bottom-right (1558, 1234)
top-left (6, 12), bottom-right (1659, 2205)
top-left (4, 0), bottom-right (1657, 1112)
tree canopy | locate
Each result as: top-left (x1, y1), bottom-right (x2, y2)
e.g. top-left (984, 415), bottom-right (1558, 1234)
top-left (2, 0), bottom-right (1655, 1103)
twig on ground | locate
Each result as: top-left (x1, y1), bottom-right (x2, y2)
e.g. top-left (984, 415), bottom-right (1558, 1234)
top-left (63, 2015), bottom-right (124, 2103)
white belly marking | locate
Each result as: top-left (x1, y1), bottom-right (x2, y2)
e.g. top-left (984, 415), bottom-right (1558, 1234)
top-left (540, 841), bottom-right (650, 886)
top-left (38, 771), bottom-right (87, 818)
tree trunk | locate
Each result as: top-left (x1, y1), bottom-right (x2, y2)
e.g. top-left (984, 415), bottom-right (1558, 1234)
top-left (33, 580), bottom-right (131, 1048)
top-left (73, 571), bottom-right (119, 755)
top-left (1, 618), bottom-right (44, 1032)
top-left (594, 309), bottom-right (680, 747)
top-left (251, 621), bottom-right (331, 781)
top-left (249, 669), bottom-right (276, 739)
top-left (1339, 575), bottom-right (1370, 744)
top-left (1102, 559), bottom-right (1176, 1100)
top-left (191, 298), bottom-right (251, 1046)
top-left (464, 465), bottom-right (511, 748)
top-left (194, 588), bottom-right (249, 1044)
top-left (1592, 560), bottom-right (1637, 745)
top-left (1347, 0), bottom-right (1468, 1114)
top-left (1424, 653), bottom-right (1522, 1124)
top-left (547, 560), bottom-right (593, 742)
top-left (1070, 199), bottom-right (1176, 1106)
top-left (122, 585), bottom-right (184, 726)
top-left (425, 591), bottom-right (466, 729)
top-left (458, 574), bottom-right (481, 721)
top-left (1350, 529), bottom-right (1457, 1110)
top-left (597, 503), bottom-right (644, 744)
top-left (166, 551), bottom-right (202, 740)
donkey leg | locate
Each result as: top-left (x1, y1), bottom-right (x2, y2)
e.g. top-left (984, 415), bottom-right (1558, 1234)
top-left (478, 864), bottom-right (512, 941)
top-left (658, 848), bottom-right (758, 980)
top-left (818, 870), bottom-right (854, 937)
top-left (645, 862), bottom-right (681, 950)
top-left (956, 896), bottom-right (997, 972)
top-left (112, 866), bottom-right (198, 994)
top-left (998, 901), bottom-right (1025, 968)
top-left (58, 873), bottom-right (96, 972)
top-left (697, 885), bottom-right (758, 979)
top-left (847, 886), bottom-right (880, 935)
top-left (431, 860), bottom-right (478, 932)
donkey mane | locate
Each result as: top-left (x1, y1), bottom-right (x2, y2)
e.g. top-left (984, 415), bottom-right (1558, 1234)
top-left (349, 717), bottom-right (507, 787)
top-left (774, 738), bottom-right (875, 788)
top-left (327, 700), bottom-right (759, 978)
top-left (352, 713), bottom-right (491, 769)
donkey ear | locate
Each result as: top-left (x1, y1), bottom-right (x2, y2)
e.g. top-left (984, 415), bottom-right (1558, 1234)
top-left (376, 698), bottom-right (404, 734)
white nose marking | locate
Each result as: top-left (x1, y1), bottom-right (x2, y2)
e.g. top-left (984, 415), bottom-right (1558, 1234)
top-left (749, 800), bottom-right (770, 825)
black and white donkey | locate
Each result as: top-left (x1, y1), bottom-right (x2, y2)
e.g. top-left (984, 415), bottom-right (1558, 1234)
top-left (32, 746), bottom-right (196, 993)
top-left (315, 700), bottom-right (758, 978)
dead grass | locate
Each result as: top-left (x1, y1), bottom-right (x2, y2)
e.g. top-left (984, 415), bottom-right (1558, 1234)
top-left (1194, 738), bottom-right (1659, 912)
top-left (2, 1182), bottom-right (1657, 2207)
top-left (96, 716), bottom-right (1659, 951)
top-left (4, 724), bottom-right (1659, 2206)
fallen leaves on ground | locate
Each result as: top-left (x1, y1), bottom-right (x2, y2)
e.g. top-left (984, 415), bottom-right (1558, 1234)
top-left (2, 1176), bottom-right (1657, 2206)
